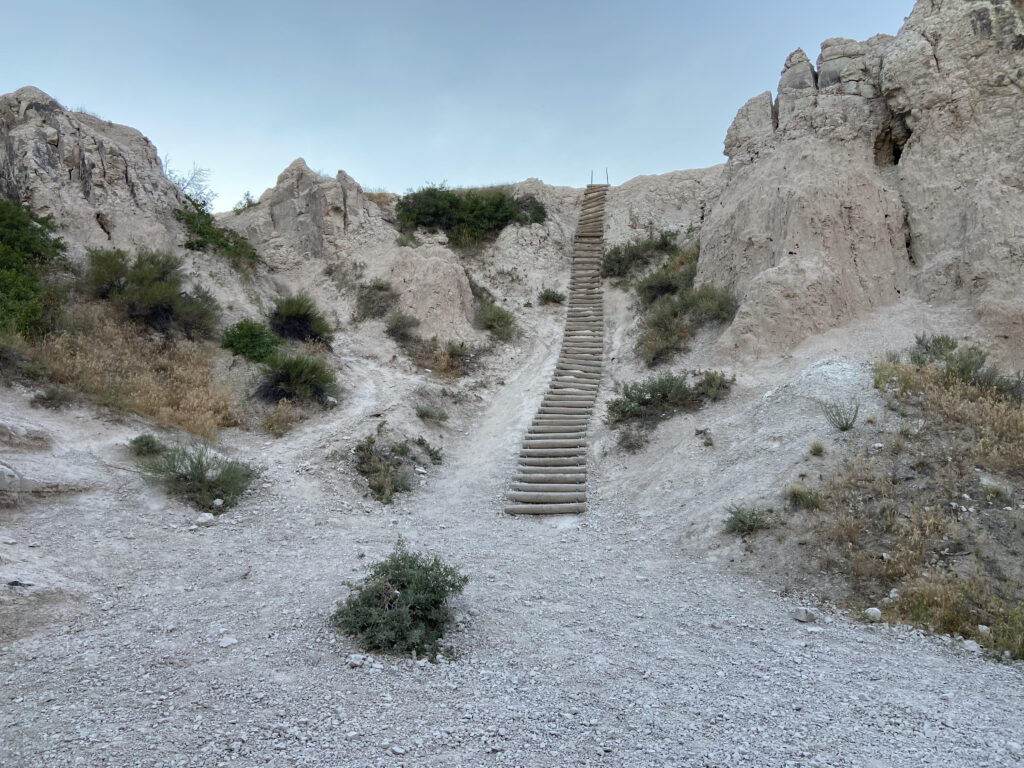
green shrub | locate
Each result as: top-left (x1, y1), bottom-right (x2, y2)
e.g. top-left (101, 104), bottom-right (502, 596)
top-left (822, 400), bottom-right (860, 431)
top-left (354, 279), bottom-right (399, 321)
top-left (723, 504), bottom-right (772, 535)
top-left (85, 249), bottom-right (220, 339)
top-left (232, 191), bottom-right (257, 214)
top-left (330, 539), bottom-right (469, 656)
top-left (257, 354), bottom-right (338, 404)
top-left (353, 432), bottom-right (412, 503)
top-left (914, 333), bottom-right (958, 362)
top-left (415, 404), bottom-right (449, 422)
top-left (809, 438), bottom-right (825, 457)
top-left (601, 232), bottom-right (683, 279)
top-left (385, 310), bottom-right (421, 343)
top-left (606, 370), bottom-right (734, 425)
top-left (636, 296), bottom-right (691, 367)
top-left (475, 303), bottom-right (517, 340)
top-left (221, 319), bottom-right (281, 362)
top-left (681, 284), bottom-right (739, 324)
top-left (129, 433), bottom-right (167, 457)
top-left (396, 184), bottom-right (545, 248)
top-left (0, 199), bottom-right (69, 337)
top-left (269, 292), bottom-right (334, 345)
top-left (787, 485), bottom-right (823, 510)
top-left (395, 232), bottom-right (421, 248)
top-left (538, 287), bottom-right (565, 305)
top-left (145, 442), bottom-right (257, 512)
top-left (174, 197), bottom-right (259, 270)
top-left (635, 260), bottom-right (696, 308)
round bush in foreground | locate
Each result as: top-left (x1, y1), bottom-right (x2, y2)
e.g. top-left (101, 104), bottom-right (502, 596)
top-left (331, 539), bottom-right (469, 656)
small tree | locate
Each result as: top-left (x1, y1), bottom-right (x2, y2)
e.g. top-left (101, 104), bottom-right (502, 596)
top-left (164, 156), bottom-right (217, 211)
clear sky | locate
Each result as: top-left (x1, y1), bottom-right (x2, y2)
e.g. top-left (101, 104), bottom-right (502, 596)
top-left (4, 1), bottom-right (914, 212)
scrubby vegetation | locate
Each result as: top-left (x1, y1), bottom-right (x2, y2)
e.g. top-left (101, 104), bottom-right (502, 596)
top-left (262, 399), bottom-right (300, 437)
top-left (537, 287), bottom-right (566, 305)
top-left (601, 231), bottom-right (681, 279)
top-left (129, 433), bottom-right (167, 457)
top-left (221, 318), bottom-right (281, 362)
top-left (354, 279), bottom-right (399, 321)
top-left (474, 302), bottom-right (517, 340)
top-left (330, 539), bottom-right (469, 656)
top-left (29, 385), bottom-right (72, 410)
top-left (353, 424), bottom-right (442, 503)
top-left (268, 293), bottom-right (334, 346)
top-left (396, 183), bottom-right (546, 248)
top-left (724, 504), bottom-right (773, 536)
top-left (0, 199), bottom-right (70, 338)
top-left (415, 404), bottom-right (449, 423)
top-left (256, 353), bottom-right (338, 405)
top-left (822, 399), bottom-right (860, 431)
top-left (174, 196), bottom-right (259, 270)
top-left (602, 234), bottom-right (738, 366)
top-left (144, 442), bottom-right (257, 512)
top-left (750, 335), bottom-right (1024, 658)
top-left (385, 310), bottom-right (420, 343)
top-left (85, 249), bottom-right (220, 339)
top-left (606, 370), bottom-right (734, 426)
top-left (34, 303), bottom-right (238, 438)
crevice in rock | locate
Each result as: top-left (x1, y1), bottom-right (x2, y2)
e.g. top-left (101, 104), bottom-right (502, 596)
top-left (95, 212), bottom-right (112, 239)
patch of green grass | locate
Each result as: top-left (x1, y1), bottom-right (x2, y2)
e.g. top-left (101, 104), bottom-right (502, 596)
top-left (221, 319), bottom-right (281, 362)
top-left (537, 287), bottom-right (565, 305)
top-left (330, 538), bottom-right (469, 656)
top-left (415, 404), bottom-right (449, 422)
top-left (396, 184), bottom-right (545, 248)
top-left (269, 292), bottom-right (334, 345)
top-left (724, 504), bottom-right (772, 535)
top-left (809, 438), bottom-right (825, 457)
top-left (129, 433), bottom-right (167, 457)
top-left (144, 442), bottom-right (257, 512)
top-left (256, 354), bottom-right (338, 404)
top-left (606, 370), bottom-right (734, 426)
top-left (475, 303), bottom-right (517, 341)
top-left (354, 279), bottom-right (399, 321)
top-left (353, 432), bottom-right (413, 503)
top-left (787, 485), bottom-right (823, 510)
top-left (601, 231), bottom-right (682, 279)
top-left (174, 197), bottom-right (259, 271)
top-left (0, 199), bottom-right (70, 338)
top-left (85, 249), bottom-right (220, 339)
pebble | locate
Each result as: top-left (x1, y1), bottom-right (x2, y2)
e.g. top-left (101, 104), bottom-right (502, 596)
top-left (195, 513), bottom-right (217, 527)
top-left (962, 639), bottom-right (982, 653)
top-left (864, 607), bottom-right (882, 622)
top-left (218, 636), bottom-right (238, 648)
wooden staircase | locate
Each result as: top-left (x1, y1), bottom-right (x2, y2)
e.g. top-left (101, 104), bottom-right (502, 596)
top-left (504, 184), bottom-right (608, 515)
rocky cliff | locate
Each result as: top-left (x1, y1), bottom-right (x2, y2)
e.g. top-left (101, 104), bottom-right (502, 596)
top-left (700, 0), bottom-right (1024, 354)
top-left (0, 87), bottom-right (184, 255)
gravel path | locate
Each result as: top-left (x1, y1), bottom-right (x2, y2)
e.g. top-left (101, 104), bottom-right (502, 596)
top-left (3, 327), bottom-right (1024, 767)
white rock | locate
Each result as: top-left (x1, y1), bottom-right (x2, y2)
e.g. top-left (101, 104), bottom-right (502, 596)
top-left (791, 607), bottom-right (818, 623)
top-left (218, 636), bottom-right (238, 648)
top-left (195, 513), bottom-right (217, 527)
top-left (212, 498), bottom-right (224, 508)
top-left (864, 607), bottom-right (882, 622)
top-left (962, 639), bottom-right (982, 653)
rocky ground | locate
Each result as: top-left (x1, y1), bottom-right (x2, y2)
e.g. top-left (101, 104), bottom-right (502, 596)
top-left (2, 295), bottom-right (1023, 768)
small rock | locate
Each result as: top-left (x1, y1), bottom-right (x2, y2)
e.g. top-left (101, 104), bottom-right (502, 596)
top-left (414, 466), bottom-right (427, 475)
top-left (791, 607), bottom-right (818, 623)
top-left (213, 498), bottom-right (224, 508)
top-left (962, 639), bottom-right (982, 653)
top-left (864, 607), bottom-right (882, 622)
top-left (2, 539), bottom-right (16, 545)
top-left (391, 746), bottom-right (406, 755)
top-left (218, 636), bottom-right (238, 648)
top-left (347, 654), bottom-right (365, 668)
top-left (978, 624), bottom-right (991, 636)
top-left (325, 396), bottom-right (339, 407)
top-left (196, 513), bottom-right (217, 527)
top-left (888, 589), bottom-right (900, 600)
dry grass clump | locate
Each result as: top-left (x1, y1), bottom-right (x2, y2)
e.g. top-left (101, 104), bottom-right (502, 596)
top-left (33, 303), bottom-right (239, 439)
top-left (798, 342), bottom-right (1024, 657)
top-left (262, 399), bottom-right (300, 437)
top-left (405, 338), bottom-right (474, 379)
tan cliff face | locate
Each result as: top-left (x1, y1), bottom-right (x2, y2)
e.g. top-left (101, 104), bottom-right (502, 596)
top-left (700, 0), bottom-right (1024, 356)
top-left (0, 86), bottom-right (184, 255)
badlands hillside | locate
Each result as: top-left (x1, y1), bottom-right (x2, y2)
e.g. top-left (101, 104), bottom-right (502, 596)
top-left (2, 1), bottom-right (1024, 766)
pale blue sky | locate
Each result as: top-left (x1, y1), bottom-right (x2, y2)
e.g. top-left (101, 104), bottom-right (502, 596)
top-left (5, 1), bottom-right (914, 211)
